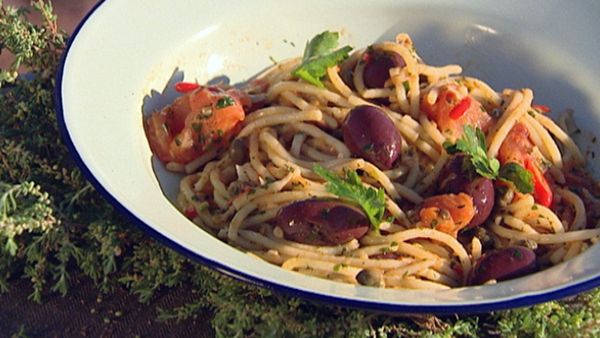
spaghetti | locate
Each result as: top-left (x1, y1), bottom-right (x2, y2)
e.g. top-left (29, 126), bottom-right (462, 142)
top-left (145, 32), bottom-right (600, 289)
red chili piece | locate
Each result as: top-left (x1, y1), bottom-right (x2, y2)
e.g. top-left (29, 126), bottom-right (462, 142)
top-left (174, 82), bottom-right (201, 93)
top-left (531, 104), bottom-right (551, 113)
top-left (448, 96), bottom-right (472, 120)
top-left (361, 52), bottom-right (372, 63)
top-left (524, 158), bottom-right (553, 207)
top-left (184, 207), bottom-right (198, 219)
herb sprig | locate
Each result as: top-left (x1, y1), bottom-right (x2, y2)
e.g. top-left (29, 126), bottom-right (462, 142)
top-left (444, 126), bottom-right (533, 193)
top-left (292, 31), bottom-right (352, 87)
top-left (313, 164), bottom-right (385, 231)
top-left (444, 125), bottom-right (500, 179)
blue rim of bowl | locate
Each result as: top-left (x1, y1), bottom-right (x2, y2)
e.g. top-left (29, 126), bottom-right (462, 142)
top-left (54, 0), bottom-right (600, 314)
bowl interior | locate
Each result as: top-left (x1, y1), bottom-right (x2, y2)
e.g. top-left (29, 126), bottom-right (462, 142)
top-left (58, 0), bottom-right (600, 312)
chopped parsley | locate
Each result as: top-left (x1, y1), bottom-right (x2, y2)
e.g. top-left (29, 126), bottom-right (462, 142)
top-left (402, 81), bottom-right (410, 92)
top-left (333, 263), bottom-right (347, 272)
top-left (292, 31), bottom-right (353, 87)
top-left (216, 95), bottom-right (236, 109)
top-left (379, 247), bottom-right (391, 254)
top-left (512, 249), bottom-right (523, 259)
top-left (313, 164), bottom-right (386, 232)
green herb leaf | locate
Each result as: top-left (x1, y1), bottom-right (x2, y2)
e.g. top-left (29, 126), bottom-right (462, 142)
top-left (444, 126), bottom-right (533, 193)
top-left (302, 31), bottom-right (340, 60)
top-left (215, 96), bottom-right (235, 109)
top-left (443, 125), bottom-right (500, 179)
top-left (498, 162), bottom-right (534, 194)
top-left (313, 164), bottom-right (386, 231)
top-left (292, 31), bottom-right (352, 87)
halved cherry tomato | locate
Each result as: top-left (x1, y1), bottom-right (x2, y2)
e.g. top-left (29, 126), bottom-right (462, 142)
top-left (145, 86), bottom-right (248, 164)
top-left (419, 193), bottom-right (475, 237)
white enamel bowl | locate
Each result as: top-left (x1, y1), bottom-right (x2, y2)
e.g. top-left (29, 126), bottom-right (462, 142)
top-left (56, 0), bottom-right (600, 313)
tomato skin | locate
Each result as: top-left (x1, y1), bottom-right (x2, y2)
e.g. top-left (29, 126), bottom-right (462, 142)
top-left (144, 86), bottom-right (247, 164)
top-left (421, 83), bottom-right (493, 142)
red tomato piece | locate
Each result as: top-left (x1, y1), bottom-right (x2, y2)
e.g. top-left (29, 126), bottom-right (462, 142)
top-left (421, 83), bottom-right (493, 142)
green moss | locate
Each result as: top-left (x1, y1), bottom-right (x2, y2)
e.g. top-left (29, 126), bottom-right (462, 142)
top-left (1, 2), bottom-right (600, 337)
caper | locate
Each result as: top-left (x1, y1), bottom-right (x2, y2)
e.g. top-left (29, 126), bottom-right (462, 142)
top-left (356, 268), bottom-right (383, 287)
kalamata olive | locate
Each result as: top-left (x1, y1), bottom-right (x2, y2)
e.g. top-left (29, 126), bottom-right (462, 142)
top-left (469, 246), bottom-right (537, 285)
top-left (438, 155), bottom-right (470, 193)
top-left (439, 155), bottom-right (495, 228)
top-left (274, 199), bottom-right (370, 245)
top-left (463, 178), bottom-right (494, 228)
top-left (363, 51), bottom-right (405, 89)
top-left (339, 58), bottom-right (358, 91)
top-left (342, 105), bottom-right (403, 170)
top-left (229, 138), bottom-right (248, 165)
top-left (356, 269), bottom-right (383, 287)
